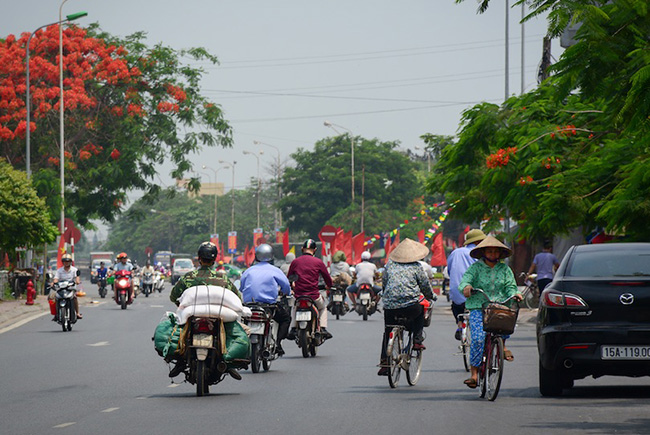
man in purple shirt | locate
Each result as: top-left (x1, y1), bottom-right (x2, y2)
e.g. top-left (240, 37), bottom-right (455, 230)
top-left (287, 239), bottom-right (333, 340)
top-left (527, 241), bottom-right (560, 291)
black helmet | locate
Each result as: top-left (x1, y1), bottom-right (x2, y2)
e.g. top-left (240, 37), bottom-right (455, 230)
top-left (255, 244), bottom-right (274, 263)
top-left (197, 241), bottom-right (218, 261)
top-left (302, 239), bottom-right (317, 250)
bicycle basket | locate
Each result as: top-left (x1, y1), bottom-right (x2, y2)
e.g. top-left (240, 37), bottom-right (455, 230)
top-left (482, 303), bottom-right (518, 335)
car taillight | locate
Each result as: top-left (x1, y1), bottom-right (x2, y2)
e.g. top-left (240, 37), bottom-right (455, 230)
top-left (193, 318), bottom-right (213, 333)
top-left (541, 290), bottom-right (588, 308)
top-left (297, 299), bottom-right (310, 309)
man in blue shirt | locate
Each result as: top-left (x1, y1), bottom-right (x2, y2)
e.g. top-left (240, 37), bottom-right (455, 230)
top-left (240, 244), bottom-right (292, 355)
top-left (527, 241), bottom-right (560, 291)
top-left (446, 229), bottom-right (486, 340)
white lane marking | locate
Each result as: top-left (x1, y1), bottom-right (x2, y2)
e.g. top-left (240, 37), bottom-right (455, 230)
top-left (167, 384), bottom-right (181, 388)
top-left (102, 407), bottom-right (120, 413)
top-left (136, 396), bottom-right (148, 400)
top-left (53, 422), bottom-right (76, 428)
top-left (0, 311), bottom-right (48, 335)
top-left (87, 341), bottom-right (110, 347)
top-left (150, 305), bottom-right (164, 308)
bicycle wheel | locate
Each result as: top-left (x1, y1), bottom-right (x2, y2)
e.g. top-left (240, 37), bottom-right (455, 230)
top-left (461, 320), bottom-right (471, 372)
top-left (406, 334), bottom-right (422, 386)
top-left (387, 328), bottom-right (402, 388)
top-left (486, 336), bottom-right (504, 401)
top-left (525, 285), bottom-right (539, 309)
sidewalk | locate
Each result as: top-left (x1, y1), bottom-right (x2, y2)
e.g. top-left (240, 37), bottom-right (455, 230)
top-left (0, 295), bottom-right (97, 330)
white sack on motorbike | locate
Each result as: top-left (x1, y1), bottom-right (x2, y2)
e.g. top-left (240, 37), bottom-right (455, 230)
top-left (178, 285), bottom-right (243, 311)
top-left (177, 304), bottom-right (239, 325)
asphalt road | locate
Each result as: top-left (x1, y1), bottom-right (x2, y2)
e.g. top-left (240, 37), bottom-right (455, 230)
top-left (1, 279), bottom-right (650, 435)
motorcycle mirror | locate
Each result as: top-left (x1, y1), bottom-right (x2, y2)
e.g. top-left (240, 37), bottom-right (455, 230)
top-left (76, 270), bottom-right (81, 276)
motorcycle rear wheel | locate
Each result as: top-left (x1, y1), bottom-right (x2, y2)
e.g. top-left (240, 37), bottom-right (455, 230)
top-left (299, 329), bottom-right (310, 358)
top-left (251, 342), bottom-right (261, 373)
top-left (362, 304), bottom-right (368, 321)
top-left (196, 360), bottom-right (209, 397)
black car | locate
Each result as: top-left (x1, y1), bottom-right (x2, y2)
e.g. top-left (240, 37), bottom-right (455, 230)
top-left (536, 243), bottom-right (650, 396)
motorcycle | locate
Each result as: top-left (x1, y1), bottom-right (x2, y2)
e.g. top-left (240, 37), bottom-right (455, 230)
top-left (113, 269), bottom-right (133, 309)
top-left (354, 283), bottom-right (378, 321)
top-left (182, 316), bottom-right (238, 396)
top-left (153, 271), bottom-right (165, 293)
top-left (244, 303), bottom-right (280, 373)
top-left (132, 273), bottom-right (141, 298)
top-left (98, 276), bottom-right (108, 298)
top-left (327, 284), bottom-right (349, 320)
top-left (142, 272), bottom-right (154, 297)
top-left (54, 278), bottom-right (78, 332)
top-left (294, 296), bottom-right (325, 358)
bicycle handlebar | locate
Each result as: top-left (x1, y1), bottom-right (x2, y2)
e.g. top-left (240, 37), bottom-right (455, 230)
top-left (470, 287), bottom-right (519, 305)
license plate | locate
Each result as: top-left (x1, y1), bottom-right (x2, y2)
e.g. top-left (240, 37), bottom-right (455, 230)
top-left (360, 293), bottom-right (371, 300)
top-left (248, 322), bottom-right (265, 335)
top-left (192, 333), bottom-right (213, 347)
top-left (601, 346), bottom-right (650, 360)
top-left (333, 294), bottom-right (343, 302)
top-left (296, 311), bottom-right (311, 321)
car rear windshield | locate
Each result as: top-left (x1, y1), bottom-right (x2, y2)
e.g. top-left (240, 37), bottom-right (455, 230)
top-left (568, 249), bottom-right (650, 277)
top-left (174, 259), bottom-right (193, 268)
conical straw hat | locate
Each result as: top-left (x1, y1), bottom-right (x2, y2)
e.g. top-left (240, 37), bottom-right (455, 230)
top-left (389, 238), bottom-right (430, 263)
top-left (470, 235), bottom-right (512, 259)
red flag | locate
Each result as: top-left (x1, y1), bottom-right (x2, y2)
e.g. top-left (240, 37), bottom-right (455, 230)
top-left (384, 234), bottom-right (393, 260)
top-left (352, 232), bottom-right (366, 264)
top-left (276, 230), bottom-right (282, 244)
top-left (282, 228), bottom-right (289, 257)
top-left (245, 245), bottom-right (255, 267)
top-left (430, 232), bottom-right (447, 267)
top-left (342, 231), bottom-right (353, 262)
top-left (56, 234), bottom-right (66, 269)
top-left (417, 229), bottom-right (425, 244)
top-left (218, 242), bottom-right (225, 262)
top-left (459, 225), bottom-right (470, 247)
top-left (393, 230), bottom-right (400, 248)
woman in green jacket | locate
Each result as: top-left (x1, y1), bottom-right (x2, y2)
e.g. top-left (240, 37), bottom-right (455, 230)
top-left (459, 236), bottom-right (522, 388)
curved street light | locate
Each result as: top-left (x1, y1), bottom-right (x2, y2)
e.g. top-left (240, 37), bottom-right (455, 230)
top-left (243, 150), bottom-right (263, 229)
top-left (324, 121), bottom-right (355, 204)
top-left (219, 160), bottom-right (237, 232)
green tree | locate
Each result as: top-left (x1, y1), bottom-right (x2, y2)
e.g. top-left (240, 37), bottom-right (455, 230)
top-left (434, 0), bottom-right (650, 241)
top-left (279, 136), bottom-right (422, 237)
top-left (0, 160), bottom-right (58, 257)
top-left (0, 24), bottom-right (232, 227)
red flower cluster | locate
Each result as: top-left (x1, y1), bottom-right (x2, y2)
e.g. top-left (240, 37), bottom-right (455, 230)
top-left (518, 175), bottom-right (533, 186)
top-left (110, 148), bottom-right (121, 160)
top-left (165, 84), bottom-right (187, 103)
top-left (127, 104), bottom-right (144, 117)
top-left (157, 101), bottom-right (180, 113)
top-left (0, 24), bottom-right (142, 142)
top-left (541, 156), bottom-right (561, 170)
top-left (486, 147), bottom-right (518, 169)
top-left (48, 156), bottom-right (60, 166)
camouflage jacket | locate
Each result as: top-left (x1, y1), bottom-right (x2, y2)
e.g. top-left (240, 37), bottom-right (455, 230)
top-left (170, 266), bottom-right (241, 305)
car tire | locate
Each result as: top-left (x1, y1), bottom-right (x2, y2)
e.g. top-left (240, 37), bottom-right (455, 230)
top-left (539, 359), bottom-right (563, 397)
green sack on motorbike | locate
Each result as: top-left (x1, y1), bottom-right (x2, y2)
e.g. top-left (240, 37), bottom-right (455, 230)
top-left (153, 312), bottom-right (182, 361)
top-left (107, 275), bottom-right (115, 285)
top-left (224, 321), bottom-right (250, 362)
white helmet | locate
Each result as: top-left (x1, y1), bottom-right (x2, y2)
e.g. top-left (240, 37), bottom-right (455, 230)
top-left (361, 251), bottom-right (371, 261)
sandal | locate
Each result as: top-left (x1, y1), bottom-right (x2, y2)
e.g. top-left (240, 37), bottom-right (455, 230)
top-left (504, 350), bottom-right (514, 361)
top-left (463, 378), bottom-right (477, 389)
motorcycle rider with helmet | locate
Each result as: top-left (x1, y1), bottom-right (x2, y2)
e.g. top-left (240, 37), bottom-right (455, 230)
top-left (96, 261), bottom-right (109, 290)
top-left (239, 244), bottom-right (292, 355)
top-left (52, 254), bottom-right (83, 319)
top-left (168, 241), bottom-right (243, 379)
top-left (287, 239), bottom-right (334, 340)
top-left (346, 250), bottom-right (381, 306)
top-left (112, 252), bottom-right (136, 303)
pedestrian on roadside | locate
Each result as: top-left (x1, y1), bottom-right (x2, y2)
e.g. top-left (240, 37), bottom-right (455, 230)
top-left (527, 241), bottom-right (560, 291)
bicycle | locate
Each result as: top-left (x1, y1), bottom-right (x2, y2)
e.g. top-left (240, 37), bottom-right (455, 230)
top-left (385, 316), bottom-right (424, 388)
top-left (518, 272), bottom-right (539, 309)
top-left (472, 288), bottom-right (519, 401)
top-left (457, 311), bottom-right (471, 372)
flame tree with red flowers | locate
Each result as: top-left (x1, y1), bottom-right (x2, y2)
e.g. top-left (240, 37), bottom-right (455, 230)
top-left (0, 24), bottom-right (232, 226)
top-left (429, 0), bottom-right (650, 241)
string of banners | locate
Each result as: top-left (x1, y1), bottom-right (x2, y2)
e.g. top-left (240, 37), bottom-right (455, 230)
top-left (363, 201), bottom-right (457, 247)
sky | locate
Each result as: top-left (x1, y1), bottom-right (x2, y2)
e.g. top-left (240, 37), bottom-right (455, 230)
top-left (3, 0), bottom-right (562, 236)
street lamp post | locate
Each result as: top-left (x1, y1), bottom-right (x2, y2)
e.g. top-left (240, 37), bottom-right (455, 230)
top-left (25, 11), bottom-right (87, 179)
top-left (219, 160), bottom-right (237, 232)
top-left (243, 150), bottom-right (262, 229)
top-left (414, 146), bottom-right (431, 173)
top-left (203, 164), bottom-right (230, 235)
top-left (253, 140), bottom-right (282, 229)
top-left (324, 121), bottom-right (355, 204)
